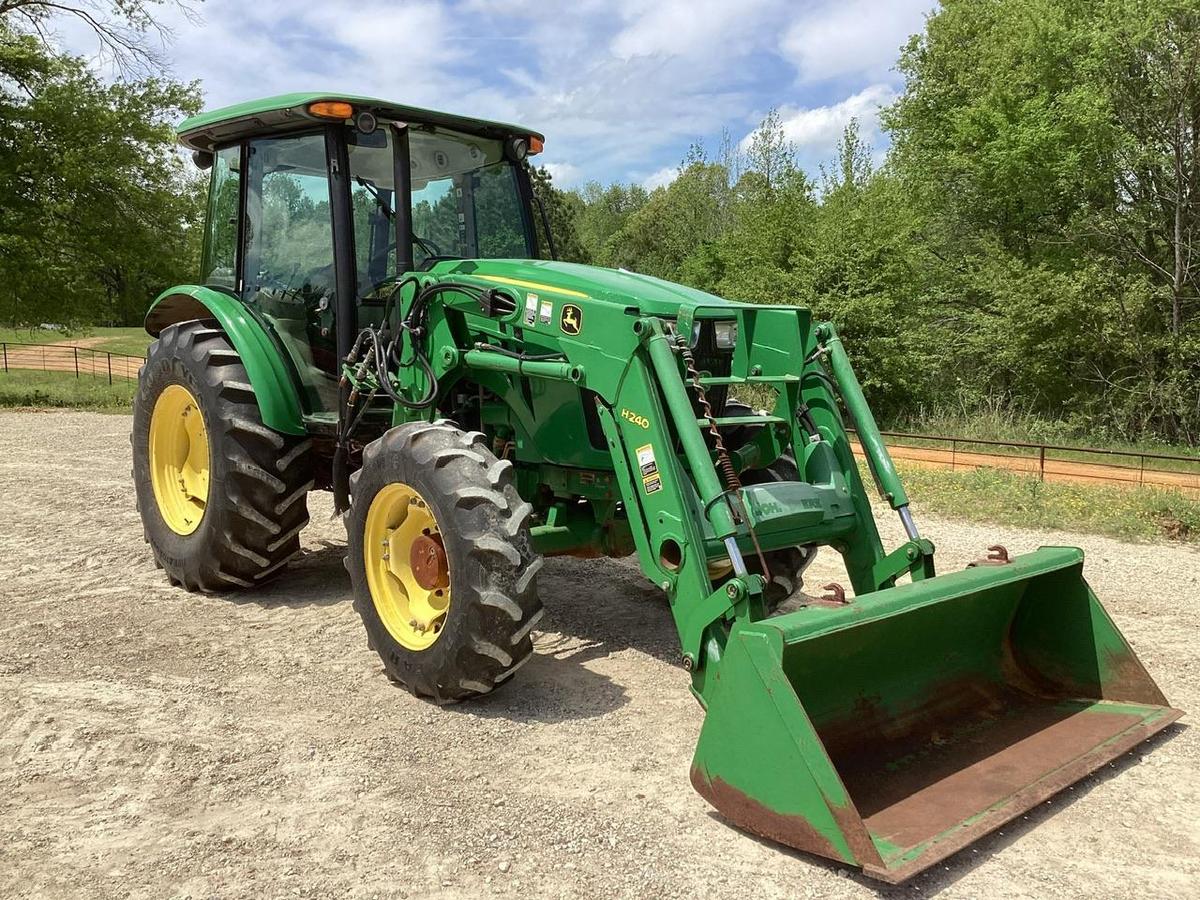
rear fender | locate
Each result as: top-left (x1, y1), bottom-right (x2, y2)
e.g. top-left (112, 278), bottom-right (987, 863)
top-left (145, 285), bottom-right (306, 435)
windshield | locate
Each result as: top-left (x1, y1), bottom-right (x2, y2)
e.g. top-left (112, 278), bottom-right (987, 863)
top-left (347, 125), bottom-right (533, 276)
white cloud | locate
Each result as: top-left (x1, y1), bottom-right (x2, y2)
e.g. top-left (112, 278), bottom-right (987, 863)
top-left (641, 166), bottom-right (678, 191)
top-left (40, 1), bottom-right (930, 185)
top-left (611, 0), bottom-right (779, 60)
top-left (780, 0), bottom-right (932, 82)
top-left (543, 162), bottom-right (583, 187)
top-left (740, 84), bottom-right (896, 169)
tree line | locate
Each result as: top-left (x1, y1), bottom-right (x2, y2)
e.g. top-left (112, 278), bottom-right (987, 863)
top-left (2, 0), bottom-right (1196, 443)
top-left (543, 0), bottom-right (1200, 444)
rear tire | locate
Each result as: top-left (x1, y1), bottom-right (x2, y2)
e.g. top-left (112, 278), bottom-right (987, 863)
top-left (346, 422), bottom-right (543, 703)
top-left (133, 320), bottom-right (313, 592)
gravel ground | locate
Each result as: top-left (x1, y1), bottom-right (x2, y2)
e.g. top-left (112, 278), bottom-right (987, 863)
top-left (1, 410), bottom-right (1196, 899)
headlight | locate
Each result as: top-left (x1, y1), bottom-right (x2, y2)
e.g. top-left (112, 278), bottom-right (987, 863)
top-left (714, 321), bottom-right (738, 350)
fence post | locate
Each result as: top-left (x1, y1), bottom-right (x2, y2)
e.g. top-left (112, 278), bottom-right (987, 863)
top-left (73, 346), bottom-right (79, 378)
top-left (1139, 454), bottom-right (1145, 487)
top-left (107, 352), bottom-right (112, 385)
top-left (1039, 445), bottom-right (1046, 481)
top-left (951, 438), bottom-right (957, 471)
top-left (2, 342), bottom-right (6, 374)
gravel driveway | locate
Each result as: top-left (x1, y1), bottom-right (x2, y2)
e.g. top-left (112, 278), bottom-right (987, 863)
top-left (1, 411), bottom-right (1196, 899)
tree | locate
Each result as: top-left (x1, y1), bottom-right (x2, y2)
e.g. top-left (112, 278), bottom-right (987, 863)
top-left (0, 23), bottom-right (203, 326)
top-left (0, 0), bottom-right (198, 76)
top-left (884, 0), bottom-right (1200, 441)
top-left (569, 180), bottom-right (648, 264)
top-left (603, 158), bottom-right (732, 281)
top-left (527, 165), bottom-right (588, 264)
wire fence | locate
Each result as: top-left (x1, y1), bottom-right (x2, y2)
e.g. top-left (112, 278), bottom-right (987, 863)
top-left (851, 430), bottom-right (1200, 497)
top-left (1, 341), bottom-right (144, 384)
top-left (3, 342), bottom-right (1197, 496)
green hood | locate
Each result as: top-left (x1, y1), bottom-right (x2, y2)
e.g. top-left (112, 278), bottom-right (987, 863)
top-left (436, 259), bottom-right (736, 318)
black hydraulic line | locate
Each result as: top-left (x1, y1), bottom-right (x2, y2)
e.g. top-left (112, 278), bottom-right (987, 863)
top-left (473, 342), bottom-right (566, 362)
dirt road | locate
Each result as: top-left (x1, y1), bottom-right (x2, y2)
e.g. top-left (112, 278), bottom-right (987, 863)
top-left (2, 411), bottom-right (1197, 899)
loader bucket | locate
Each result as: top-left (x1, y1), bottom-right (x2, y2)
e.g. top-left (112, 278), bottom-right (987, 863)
top-left (691, 546), bottom-right (1182, 883)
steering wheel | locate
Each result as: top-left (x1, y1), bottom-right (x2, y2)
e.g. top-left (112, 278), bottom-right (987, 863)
top-left (413, 233), bottom-right (443, 258)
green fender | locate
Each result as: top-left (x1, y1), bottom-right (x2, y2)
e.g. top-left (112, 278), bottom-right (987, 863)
top-left (145, 285), bottom-right (306, 435)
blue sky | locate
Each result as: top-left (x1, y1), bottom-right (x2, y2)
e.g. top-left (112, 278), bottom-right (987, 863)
top-left (56, 0), bottom-right (936, 189)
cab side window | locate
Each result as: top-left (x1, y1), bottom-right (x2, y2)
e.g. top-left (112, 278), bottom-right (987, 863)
top-left (202, 146), bottom-right (241, 288)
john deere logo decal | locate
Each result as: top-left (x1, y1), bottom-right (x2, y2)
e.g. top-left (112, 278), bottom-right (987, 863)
top-left (560, 304), bottom-right (582, 335)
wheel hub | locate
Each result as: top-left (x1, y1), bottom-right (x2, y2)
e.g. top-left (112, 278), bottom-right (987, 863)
top-left (410, 533), bottom-right (449, 591)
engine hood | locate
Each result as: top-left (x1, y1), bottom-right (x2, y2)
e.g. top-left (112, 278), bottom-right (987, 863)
top-left (434, 258), bottom-right (737, 318)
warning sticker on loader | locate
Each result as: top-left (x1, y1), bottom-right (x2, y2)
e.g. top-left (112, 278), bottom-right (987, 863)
top-left (524, 294), bottom-right (538, 326)
top-left (636, 444), bottom-right (658, 478)
top-left (538, 299), bottom-right (554, 325)
top-left (636, 444), bottom-right (662, 493)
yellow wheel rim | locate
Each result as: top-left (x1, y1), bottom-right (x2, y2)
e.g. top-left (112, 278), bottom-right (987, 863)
top-left (364, 483), bottom-right (452, 651)
top-left (148, 384), bottom-right (210, 535)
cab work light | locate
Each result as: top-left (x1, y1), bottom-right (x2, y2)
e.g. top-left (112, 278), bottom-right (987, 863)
top-left (308, 101), bottom-right (354, 120)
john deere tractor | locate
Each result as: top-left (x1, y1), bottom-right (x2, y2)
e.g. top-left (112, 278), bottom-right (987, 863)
top-left (133, 94), bottom-right (1181, 882)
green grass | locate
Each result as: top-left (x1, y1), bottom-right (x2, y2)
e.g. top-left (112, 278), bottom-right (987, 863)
top-left (887, 404), bottom-right (1200, 460)
top-left (0, 369), bottom-right (136, 412)
top-left (0, 325), bottom-right (150, 358)
top-left (88, 327), bottom-right (153, 357)
top-left (892, 461), bottom-right (1200, 543)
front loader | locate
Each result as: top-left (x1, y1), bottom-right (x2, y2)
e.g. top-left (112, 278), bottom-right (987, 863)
top-left (132, 94), bottom-right (1182, 883)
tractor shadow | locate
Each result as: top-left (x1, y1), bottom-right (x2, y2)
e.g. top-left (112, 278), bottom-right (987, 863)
top-left (714, 722), bottom-right (1185, 896)
top-left (449, 555), bottom-right (686, 725)
top-left (232, 541), bottom-right (681, 724)
top-left (536, 555), bottom-right (684, 665)
top-left (229, 540), bottom-right (351, 608)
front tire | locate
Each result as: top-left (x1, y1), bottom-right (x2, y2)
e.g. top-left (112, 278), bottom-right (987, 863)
top-left (133, 320), bottom-right (313, 591)
top-left (346, 422), bottom-right (543, 704)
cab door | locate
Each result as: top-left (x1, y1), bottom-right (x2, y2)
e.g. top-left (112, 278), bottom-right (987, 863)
top-left (241, 131), bottom-right (340, 415)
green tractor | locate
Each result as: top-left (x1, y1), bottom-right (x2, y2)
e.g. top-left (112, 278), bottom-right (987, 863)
top-left (133, 94), bottom-right (1181, 882)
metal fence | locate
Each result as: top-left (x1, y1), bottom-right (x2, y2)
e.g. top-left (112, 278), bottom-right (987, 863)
top-left (851, 429), bottom-right (1200, 496)
top-left (1, 341), bottom-right (144, 384)
top-left (3, 343), bottom-right (1196, 495)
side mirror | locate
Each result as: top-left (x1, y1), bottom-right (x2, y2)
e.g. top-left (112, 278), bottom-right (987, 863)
top-left (192, 150), bottom-right (214, 170)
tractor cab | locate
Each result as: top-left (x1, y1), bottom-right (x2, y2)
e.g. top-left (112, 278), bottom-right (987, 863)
top-left (180, 94), bottom-right (544, 417)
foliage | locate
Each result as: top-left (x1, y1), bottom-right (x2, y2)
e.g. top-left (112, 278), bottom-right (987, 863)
top-left (0, 324), bottom-right (152, 354)
top-left (558, 0), bottom-right (1200, 445)
top-left (884, 0), bottom-right (1200, 442)
top-left (0, 19), bottom-right (203, 328)
top-left (527, 165), bottom-right (588, 264)
top-left (0, 0), bottom-right (196, 76)
top-left (569, 180), bottom-right (648, 264)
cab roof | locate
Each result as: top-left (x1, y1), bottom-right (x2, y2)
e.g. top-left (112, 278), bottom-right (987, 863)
top-left (177, 92), bottom-right (543, 153)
